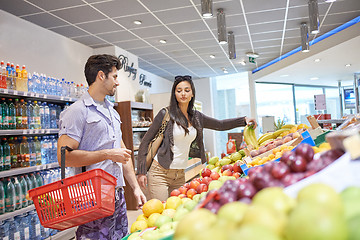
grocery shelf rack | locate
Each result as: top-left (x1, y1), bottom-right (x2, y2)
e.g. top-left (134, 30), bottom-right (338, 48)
top-left (0, 129), bottom-right (59, 136)
top-left (0, 88), bottom-right (77, 103)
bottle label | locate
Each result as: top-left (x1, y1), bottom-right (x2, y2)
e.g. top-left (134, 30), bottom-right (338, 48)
top-left (36, 152), bottom-right (41, 160)
top-left (45, 108), bottom-right (50, 114)
top-left (51, 110), bottom-right (56, 115)
top-left (14, 231), bottom-right (20, 240)
top-left (24, 227), bottom-right (30, 240)
top-left (22, 116), bottom-right (28, 125)
top-left (16, 116), bottom-right (22, 125)
top-left (4, 116), bottom-right (8, 124)
top-left (40, 108), bottom-right (44, 114)
top-left (5, 197), bottom-right (14, 209)
top-left (24, 154), bottom-right (30, 162)
top-left (42, 143), bottom-right (48, 148)
top-left (3, 236), bottom-right (8, 240)
top-left (30, 153), bottom-right (36, 160)
top-left (35, 223), bottom-right (41, 236)
top-left (35, 117), bottom-right (40, 124)
top-left (11, 155), bottom-right (17, 164)
top-left (0, 156), bottom-right (3, 167)
top-left (0, 199), bottom-right (4, 211)
top-left (5, 156), bottom-right (10, 165)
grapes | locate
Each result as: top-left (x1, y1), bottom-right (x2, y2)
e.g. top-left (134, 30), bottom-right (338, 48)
top-left (295, 143), bottom-right (314, 162)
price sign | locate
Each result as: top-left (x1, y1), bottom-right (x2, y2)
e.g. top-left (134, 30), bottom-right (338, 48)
top-left (314, 94), bottom-right (326, 110)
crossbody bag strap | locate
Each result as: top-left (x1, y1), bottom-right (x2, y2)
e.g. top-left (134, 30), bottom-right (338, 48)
top-left (154, 108), bottom-right (170, 138)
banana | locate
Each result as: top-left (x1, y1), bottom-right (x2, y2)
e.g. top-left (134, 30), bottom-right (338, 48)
top-left (258, 132), bottom-right (275, 145)
top-left (281, 124), bottom-right (296, 129)
top-left (244, 125), bottom-right (259, 149)
top-left (272, 128), bottom-right (291, 138)
top-left (260, 139), bottom-right (274, 146)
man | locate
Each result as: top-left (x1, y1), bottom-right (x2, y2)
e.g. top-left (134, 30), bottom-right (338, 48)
top-left (57, 54), bottom-right (146, 239)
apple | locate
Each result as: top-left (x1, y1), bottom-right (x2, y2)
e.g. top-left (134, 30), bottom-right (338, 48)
top-left (190, 179), bottom-right (201, 190)
top-left (178, 186), bottom-right (188, 195)
top-left (222, 169), bottom-right (233, 176)
top-left (184, 183), bottom-right (190, 189)
top-left (178, 194), bottom-right (187, 199)
top-left (196, 183), bottom-right (208, 194)
top-left (201, 168), bottom-right (212, 178)
top-left (208, 180), bottom-right (223, 191)
top-left (217, 201), bottom-right (248, 224)
top-left (155, 215), bottom-right (172, 228)
top-left (184, 199), bottom-right (198, 211)
top-left (202, 176), bottom-right (212, 186)
top-left (271, 161), bottom-right (290, 179)
top-left (233, 172), bottom-right (241, 178)
top-left (170, 189), bottom-right (181, 197)
top-left (233, 161), bottom-right (243, 173)
top-left (295, 143), bottom-right (314, 162)
top-left (173, 207), bottom-right (189, 222)
top-left (221, 164), bottom-right (233, 173)
top-left (186, 188), bottom-right (197, 199)
top-left (210, 171), bottom-right (220, 180)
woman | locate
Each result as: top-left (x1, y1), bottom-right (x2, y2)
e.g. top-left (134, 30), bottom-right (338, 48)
top-left (137, 75), bottom-right (257, 201)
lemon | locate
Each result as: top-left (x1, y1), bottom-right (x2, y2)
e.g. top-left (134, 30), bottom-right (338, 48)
top-left (162, 208), bottom-right (176, 219)
top-left (136, 213), bottom-right (148, 223)
top-left (165, 196), bottom-right (182, 210)
top-left (130, 220), bottom-right (147, 233)
top-left (147, 212), bottom-right (161, 227)
top-left (142, 199), bottom-right (164, 217)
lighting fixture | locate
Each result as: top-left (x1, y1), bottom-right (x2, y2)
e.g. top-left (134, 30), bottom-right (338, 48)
top-left (222, 68), bottom-right (228, 73)
top-left (300, 22), bottom-right (310, 52)
top-left (240, 60), bottom-right (246, 66)
top-left (345, 64), bottom-right (351, 67)
top-left (217, 8), bottom-right (227, 44)
top-left (245, 52), bottom-right (259, 58)
top-left (308, 0), bottom-right (320, 34)
top-left (159, 39), bottom-right (167, 44)
top-left (133, 20), bottom-right (142, 25)
top-left (314, 58), bottom-right (321, 62)
top-left (210, 54), bottom-right (215, 59)
top-left (228, 31), bottom-right (236, 59)
top-left (310, 77), bottom-right (319, 80)
top-left (201, 0), bottom-right (213, 18)
top-left (280, 74), bottom-right (289, 77)
top-left (325, 0), bottom-right (336, 2)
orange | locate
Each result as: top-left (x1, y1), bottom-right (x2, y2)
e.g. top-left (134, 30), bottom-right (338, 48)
top-left (142, 199), bottom-right (164, 217)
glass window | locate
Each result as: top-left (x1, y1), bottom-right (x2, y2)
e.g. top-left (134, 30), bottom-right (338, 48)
top-left (294, 86), bottom-right (324, 124)
top-left (325, 88), bottom-right (341, 119)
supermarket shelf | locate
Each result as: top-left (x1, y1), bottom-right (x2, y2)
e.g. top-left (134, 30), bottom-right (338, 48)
top-left (318, 119), bottom-right (345, 124)
top-left (0, 88), bottom-right (77, 103)
top-left (0, 162), bottom-right (59, 178)
top-left (48, 227), bottom-right (76, 240)
top-left (0, 204), bottom-right (35, 221)
top-left (132, 127), bottom-right (149, 132)
top-left (0, 129), bottom-right (59, 136)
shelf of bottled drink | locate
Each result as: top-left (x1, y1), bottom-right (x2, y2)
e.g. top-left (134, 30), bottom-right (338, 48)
top-left (0, 162), bottom-right (59, 179)
top-left (0, 204), bottom-right (35, 222)
top-left (0, 128), bottom-right (59, 136)
top-left (0, 88), bottom-right (78, 103)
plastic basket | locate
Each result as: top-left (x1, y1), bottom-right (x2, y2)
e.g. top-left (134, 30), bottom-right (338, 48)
top-left (28, 146), bottom-right (117, 230)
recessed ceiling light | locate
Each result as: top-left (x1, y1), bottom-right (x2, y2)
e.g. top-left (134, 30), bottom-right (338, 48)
top-left (159, 39), bottom-right (167, 44)
top-left (222, 68), bottom-right (228, 73)
top-left (133, 20), bottom-right (142, 25)
top-left (325, 0), bottom-right (336, 2)
top-left (240, 61), bottom-right (246, 66)
top-left (280, 74), bottom-right (289, 77)
top-left (310, 77), bottom-right (319, 80)
top-left (246, 52), bottom-right (259, 58)
top-left (345, 64), bottom-right (351, 67)
top-left (210, 54), bottom-right (215, 59)
top-left (314, 58), bottom-right (321, 62)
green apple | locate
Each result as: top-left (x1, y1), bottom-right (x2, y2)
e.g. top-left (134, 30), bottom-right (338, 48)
top-left (192, 194), bottom-right (201, 203)
top-left (230, 152), bottom-right (242, 162)
top-left (155, 215), bottom-right (172, 228)
top-left (128, 232), bottom-right (141, 240)
top-left (229, 224), bottom-right (282, 240)
top-left (218, 201), bottom-right (248, 225)
top-left (208, 156), bottom-right (219, 165)
top-left (173, 207), bottom-right (190, 222)
top-left (341, 186), bottom-right (360, 220)
top-left (206, 164), bottom-right (215, 170)
top-left (200, 191), bottom-right (207, 199)
top-left (141, 229), bottom-right (161, 240)
top-left (252, 187), bottom-right (295, 214)
top-left (208, 180), bottom-right (223, 190)
top-left (184, 199), bottom-right (197, 211)
top-left (219, 157), bottom-right (231, 166)
top-left (348, 214), bottom-right (360, 240)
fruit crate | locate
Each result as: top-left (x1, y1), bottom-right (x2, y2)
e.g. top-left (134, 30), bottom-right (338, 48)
top-left (314, 130), bottom-right (332, 146)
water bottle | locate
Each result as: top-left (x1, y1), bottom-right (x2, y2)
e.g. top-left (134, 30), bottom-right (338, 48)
top-left (34, 136), bottom-right (42, 165)
top-left (39, 74), bottom-right (46, 94)
top-left (50, 135), bottom-right (57, 163)
top-left (2, 138), bottom-right (11, 170)
top-left (8, 217), bottom-right (20, 240)
top-left (40, 137), bottom-right (48, 165)
top-left (19, 175), bottom-right (28, 208)
top-left (14, 137), bottom-right (21, 168)
top-left (44, 102), bottom-right (50, 129)
top-left (11, 177), bottom-right (22, 210)
top-left (55, 104), bottom-right (62, 128)
top-left (28, 137), bottom-right (36, 167)
top-left (8, 99), bottom-right (16, 129)
top-left (49, 104), bottom-right (57, 129)
top-left (35, 172), bottom-right (43, 187)
top-left (1, 98), bottom-right (9, 130)
top-left (39, 101), bottom-right (45, 129)
top-left (20, 99), bottom-right (28, 129)
top-left (8, 137), bottom-right (18, 169)
top-left (29, 210), bottom-right (41, 240)
top-left (0, 61), bottom-right (7, 89)
top-left (16, 213), bottom-right (30, 240)
top-left (0, 144), bottom-right (3, 171)
top-left (29, 173), bottom-right (38, 189)
top-left (27, 100), bottom-right (34, 129)
top-left (0, 219), bottom-right (9, 239)
top-left (47, 137), bottom-right (53, 163)
top-left (20, 136), bottom-right (30, 167)
top-left (0, 180), bottom-right (5, 214)
top-left (4, 177), bottom-right (15, 212)
top-left (14, 99), bottom-right (22, 129)
top-left (24, 175), bottom-right (33, 205)
top-left (33, 101), bottom-right (41, 129)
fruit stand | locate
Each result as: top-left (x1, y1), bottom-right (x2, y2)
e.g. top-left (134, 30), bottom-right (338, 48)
top-left (124, 116), bottom-right (360, 240)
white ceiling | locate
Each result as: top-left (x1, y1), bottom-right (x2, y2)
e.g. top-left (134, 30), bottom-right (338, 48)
top-left (0, 0), bottom-right (359, 83)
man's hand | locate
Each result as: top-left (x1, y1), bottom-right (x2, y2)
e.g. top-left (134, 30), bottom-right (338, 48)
top-left (137, 174), bottom-right (147, 189)
top-left (245, 117), bottom-right (258, 128)
top-left (105, 148), bottom-right (132, 164)
top-left (133, 187), bottom-right (146, 209)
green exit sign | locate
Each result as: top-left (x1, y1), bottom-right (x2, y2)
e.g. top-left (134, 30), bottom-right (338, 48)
top-left (249, 57), bottom-right (256, 63)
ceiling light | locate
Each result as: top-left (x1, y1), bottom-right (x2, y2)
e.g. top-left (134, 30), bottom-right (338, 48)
top-left (217, 8), bottom-right (227, 44)
top-left (201, 0), bottom-right (213, 18)
top-left (300, 22), bottom-right (310, 52)
top-left (310, 77), bottom-right (319, 80)
top-left (308, 0), bottom-right (320, 34)
top-left (240, 60), bottom-right (246, 66)
top-left (280, 74), bottom-right (289, 77)
top-left (228, 31), bottom-right (236, 59)
top-left (159, 39), bottom-right (167, 44)
top-left (133, 20), bottom-right (142, 25)
top-left (314, 58), bottom-right (321, 62)
top-left (325, 0), bottom-right (336, 2)
top-left (210, 54), bottom-right (215, 59)
top-left (222, 68), bottom-right (228, 73)
top-left (245, 52), bottom-right (259, 58)
top-left (345, 64), bottom-right (351, 67)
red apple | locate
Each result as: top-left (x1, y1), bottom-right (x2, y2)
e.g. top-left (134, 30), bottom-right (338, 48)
top-left (233, 172), bottom-right (241, 178)
top-left (178, 194), bottom-right (187, 199)
top-left (210, 171), bottom-right (220, 180)
top-left (222, 169), bottom-right (233, 176)
top-left (202, 176), bottom-right (212, 186)
top-left (186, 188), bottom-right (197, 199)
top-left (184, 183), bottom-right (190, 189)
top-left (201, 168), bottom-right (212, 178)
top-left (170, 189), bottom-right (181, 197)
top-left (233, 161), bottom-right (243, 174)
top-left (196, 183), bottom-right (208, 194)
top-left (179, 186), bottom-right (188, 195)
top-left (190, 179), bottom-right (201, 189)
top-left (221, 164), bottom-right (233, 173)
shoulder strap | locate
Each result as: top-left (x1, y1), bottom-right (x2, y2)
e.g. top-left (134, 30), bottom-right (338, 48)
top-left (154, 108), bottom-right (170, 138)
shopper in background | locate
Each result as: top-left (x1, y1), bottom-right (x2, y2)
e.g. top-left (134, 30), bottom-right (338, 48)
top-left (137, 75), bottom-right (257, 201)
top-left (57, 54), bottom-right (146, 240)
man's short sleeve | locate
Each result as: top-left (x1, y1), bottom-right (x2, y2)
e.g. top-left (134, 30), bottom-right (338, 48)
top-left (58, 104), bottom-right (86, 143)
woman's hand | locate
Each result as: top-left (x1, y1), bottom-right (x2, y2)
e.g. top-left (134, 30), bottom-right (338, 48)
top-left (245, 117), bottom-right (258, 128)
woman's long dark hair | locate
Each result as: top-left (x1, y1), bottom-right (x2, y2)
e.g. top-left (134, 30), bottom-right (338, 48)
top-left (169, 75), bottom-right (198, 135)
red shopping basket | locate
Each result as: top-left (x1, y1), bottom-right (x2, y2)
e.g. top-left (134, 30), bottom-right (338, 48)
top-left (28, 146), bottom-right (117, 231)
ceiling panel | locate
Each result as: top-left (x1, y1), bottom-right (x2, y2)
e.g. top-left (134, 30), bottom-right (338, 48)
top-left (142, 35), bottom-right (181, 46)
top-left (155, 43), bottom-right (188, 52)
top-left (51, 25), bottom-right (88, 38)
top-left (246, 9), bottom-right (286, 25)
top-left (76, 19), bottom-right (123, 35)
top-left (0, 0), bottom-right (43, 16)
top-left (154, 6), bottom-right (200, 24)
top-left (97, 30), bottom-right (137, 43)
top-left (251, 31), bottom-right (283, 41)
top-left (130, 25), bottom-right (172, 39)
top-left (140, 0), bottom-right (191, 12)
top-left (115, 39), bottom-right (150, 50)
top-left (128, 47), bottom-right (161, 56)
top-left (26, 0), bottom-right (84, 11)
top-left (113, 13), bottom-right (162, 30)
top-left (167, 20), bottom-right (209, 35)
top-left (22, 12), bottom-right (68, 29)
top-left (92, 0), bottom-right (147, 18)
top-left (243, 0), bottom-right (286, 13)
top-left (71, 35), bottom-right (106, 46)
top-left (178, 31), bottom-right (216, 42)
top-left (51, 5), bottom-right (106, 24)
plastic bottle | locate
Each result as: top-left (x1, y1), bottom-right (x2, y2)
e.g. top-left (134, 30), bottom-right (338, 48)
top-left (28, 72), bottom-right (36, 93)
top-left (19, 175), bottom-right (28, 208)
top-left (0, 219), bottom-right (9, 239)
top-left (28, 137), bottom-right (36, 167)
top-left (49, 104), bottom-right (56, 129)
top-left (6, 62), bottom-right (13, 90)
top-left (40, 136), bottom-right (48, 165)
top-left (16, 213), bottom-right (30, 240)
top-left (8, 137), bottom-right (18, 169)
top-left (29, 210), bottom-right (41, 240)
top-left (1, 98), bottom-right (8, 130)
top-left (29, 173), bottom-right (38, 189)
top-left (24, 175), bottom-right (33, 205)
top-left (8, 99), bottom-right (16, 129)
top-left (2, 138), bottom-right (11, 170)
top-left (39, 102), bottom-right (45, 129)
top-left (35, 172), bottom-right (43, 187)
top-left (56, 104), bottom-right (62, 128)
top-left (0, 180), bottom-right (5, 214)
top-left (11, 177), bottom-right (22, 210)
top-left (15, 65), bottom-right (21, 91)
top-left (21, 66), bottom-right (28, 92)
top-left (44, 102), bottom-right (50, 129)
top-left (15, 137), bottom-right (22, 168)
top-left (27, 100), bottom-right (34, 129)
top-left (4, 178), bottom-right (15, 212)
top-left (33, 101), bottom-right (41, 129)
top-left (34, 136), bottom-right (42, 165)
top-left (8, 217), bottom-right (20, 240)
top-left (14, 99), bottom-right (22, 129)
top-left (0, 61), bottom-right (7, 89)
top-left (20, 137), bottom-right (30, 167)
top-left (20, 99), bottom-right (28, 129)
top-left (40, 74), bottom-right (47, 94)
top-left (50, 135), bottom-right (57, 163)
top-left (0, 144), bottom-right (3, 171)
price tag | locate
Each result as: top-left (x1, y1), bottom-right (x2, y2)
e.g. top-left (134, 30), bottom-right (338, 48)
top-left (3, 89), bottom-right (8, 93)
top-left (35, 94), bottom-right (39, 97)
top-left (22, 130), bottom-right (27, 134)
top-left (30, 93), bottom-right (35, 97)
top-left (13, 90), bottom-right (18, 95)
top-left (23, 92), bottom-right (27, 96)
top-left (35, 129), bottom-right (39, 133)
top-left (44, 94), bottom-right (47, 98)
top-left (41, 129), bottom-right (45, 133)
top-left (46, 129), bottom-right (50, 134)
top-left (60, 96), bottom-right (64, 100)
top-left (29, 129), bottom-right (34, 134)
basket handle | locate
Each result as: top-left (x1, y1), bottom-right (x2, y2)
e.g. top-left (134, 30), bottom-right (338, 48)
top-left (60, 146), bottom-right (74, 182)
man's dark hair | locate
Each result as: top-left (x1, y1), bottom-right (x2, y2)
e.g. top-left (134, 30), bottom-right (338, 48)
top-left (84, 54), bottom-right (121, 86)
